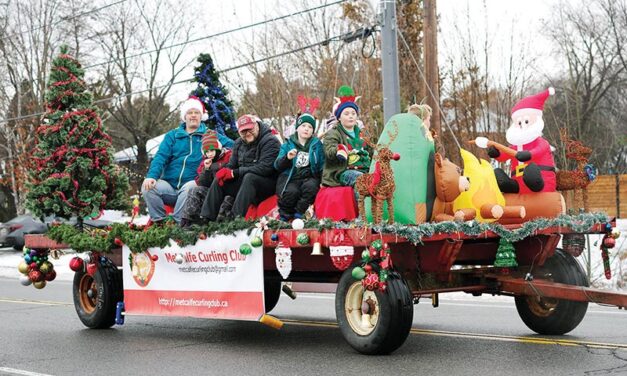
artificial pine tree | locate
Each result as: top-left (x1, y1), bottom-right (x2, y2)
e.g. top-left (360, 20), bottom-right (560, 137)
top-left (190, 53), bottom-right (238, 140)
top-left (26, 46), bottom-right (129, 225)
top-left (494, 238), bottom-right (518, 268)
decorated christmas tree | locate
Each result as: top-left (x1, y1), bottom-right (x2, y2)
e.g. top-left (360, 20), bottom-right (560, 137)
top-left (190, 53), bottom-right (238, 140)
top-left (494, 238), bottom-right (518, 268)
top-left (26, 46), bottom-right (129, 224)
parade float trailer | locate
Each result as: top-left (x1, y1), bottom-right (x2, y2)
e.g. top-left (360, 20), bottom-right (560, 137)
top-left (22, 214), bottom-right (625, 355)
top-left (20, 49), bottom-right (626, 355)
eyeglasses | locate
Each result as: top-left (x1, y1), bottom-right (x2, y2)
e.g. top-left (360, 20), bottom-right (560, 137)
top-left (238, 128), bottom-right (254, 135)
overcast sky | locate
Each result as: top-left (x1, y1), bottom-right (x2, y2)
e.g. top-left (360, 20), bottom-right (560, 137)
top-left (146, 0), bottom-right (559, 109)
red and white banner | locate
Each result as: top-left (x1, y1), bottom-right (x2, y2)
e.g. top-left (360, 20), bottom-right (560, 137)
top-left (123, 230), bottom-right (265, 321)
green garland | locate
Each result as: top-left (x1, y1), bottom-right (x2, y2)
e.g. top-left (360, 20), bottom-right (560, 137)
top-left (46, 212), bottom-right (611, 254)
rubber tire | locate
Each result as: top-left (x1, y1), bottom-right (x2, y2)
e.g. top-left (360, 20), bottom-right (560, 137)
top-left (73, 260), bottom-right (123, 329)
top-left (515, 248), bottom-right (589, 335)
top-left (335, 269), bottom-right (414, 355)
top-left (264, 277), bottom-right (282, 313)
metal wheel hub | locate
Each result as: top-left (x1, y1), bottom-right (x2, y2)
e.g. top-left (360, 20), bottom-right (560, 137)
top-left (79, 274), bottom-right (98, 314)
top-left (345, 281), bottom-right (380, 335)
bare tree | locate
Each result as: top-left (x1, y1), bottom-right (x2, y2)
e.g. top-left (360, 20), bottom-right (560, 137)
top-left (544, 0), bottom-right (627, 174)
top-left (92, 0), bottom-right (194, 187)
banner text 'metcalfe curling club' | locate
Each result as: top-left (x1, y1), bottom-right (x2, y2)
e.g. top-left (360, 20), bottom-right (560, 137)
top-left (122, 230), bottom-right (264, 321)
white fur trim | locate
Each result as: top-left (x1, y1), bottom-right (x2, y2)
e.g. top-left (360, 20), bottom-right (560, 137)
top-left (548, 87), bottom-right (555, 95)
top-left (180, 98), bottom-right (205, 122)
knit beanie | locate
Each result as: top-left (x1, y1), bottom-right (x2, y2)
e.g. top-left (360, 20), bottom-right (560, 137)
top-left (296, 113), bottom-right (316, 130)
top-left (202, 130), bottom-right (221, 153)
top-left (333, 85), bottom-right (360, 119)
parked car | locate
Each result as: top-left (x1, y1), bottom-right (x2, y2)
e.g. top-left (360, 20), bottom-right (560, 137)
top-left (0, 215), bottom-right (111, 251)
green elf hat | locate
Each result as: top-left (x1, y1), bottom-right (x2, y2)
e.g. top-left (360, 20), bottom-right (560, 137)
top-left (333, 85), bottom-right (360, 119)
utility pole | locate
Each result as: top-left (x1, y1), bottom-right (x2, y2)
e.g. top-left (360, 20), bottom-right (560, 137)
top-left (380, 0), bottom-right (401, 123)
top-left (423, 0), bottom-right (441, 137)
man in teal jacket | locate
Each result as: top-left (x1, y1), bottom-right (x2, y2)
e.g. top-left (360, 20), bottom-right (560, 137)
top-left (142, 96), bottom-right (221, 223)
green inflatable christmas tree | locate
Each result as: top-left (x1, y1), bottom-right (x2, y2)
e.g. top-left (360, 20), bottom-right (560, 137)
top-left (190, 53), bottom-right (238, 140)
top-left (26, 46), bottom-right (129, 224)
top-left (494, 238), bottom-right (518, 268)
top-left (366, 113), bottom-right (435, 224)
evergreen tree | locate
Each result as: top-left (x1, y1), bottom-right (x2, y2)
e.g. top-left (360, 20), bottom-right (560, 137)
top-left (190, 53), bottom-right (238, 140)
top-left (26, 46), bottom-right (129, 222)
top-left (494, 238), bottom-right (518, 268)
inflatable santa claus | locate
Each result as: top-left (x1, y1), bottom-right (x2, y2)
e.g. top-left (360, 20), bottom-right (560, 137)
top-left (474, 87), bottom-right (557, 194)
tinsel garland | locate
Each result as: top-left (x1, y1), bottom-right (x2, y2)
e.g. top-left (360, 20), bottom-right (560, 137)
top-left (45, 212), bottom-right (611, 255)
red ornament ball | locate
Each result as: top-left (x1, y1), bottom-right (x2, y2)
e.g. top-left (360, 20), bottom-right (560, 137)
top-left (28, 270), bottom-right (44, 282)
top-left (361, 272), bottom-right (380, 291)
top-left (603, 237), bottom-right (616, 249)
top-left (364, 264), bottom-right (373, 272)
top-left (199, 233), bottom-right (207, 240)
top-left (114, 238), bottom-right (124, 246)
top-left (69, 257), bottom-right (84, 272)
top-left (45, 270), bottom-right (57, 282)
top-left (151, 254), bottom-right (159, 262)
top-left (86, 263), bottom-right (97, 277)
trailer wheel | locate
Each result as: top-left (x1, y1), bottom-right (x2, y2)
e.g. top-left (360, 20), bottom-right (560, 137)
top-left (515, 248), bottom-right (589, 335)
top-left (336, 269), bottom-right (414, 355)
top-left (264, 277), bottom-right (282, 313)
top-left (73, 259), bottom-right (123, 329)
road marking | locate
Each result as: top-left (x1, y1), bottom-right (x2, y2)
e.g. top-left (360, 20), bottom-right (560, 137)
top-left (0, 367), bottom-right (54, 376)
top-left (0, 298), bottom-right (72, 306)
top-left (2, 297), bottom-right (624, 350)
top-left (281, 319), bottom-right (627, 351)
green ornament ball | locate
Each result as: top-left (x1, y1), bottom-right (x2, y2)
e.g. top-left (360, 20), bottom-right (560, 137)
top-left (250, 236), bottom-right (263, 248)
top-left (239, 244), bottom-right (252, 256)
top-left (296, 233), bottom-right (310, 245)
top-left (352, 266), bottom-right (366, 280)
top-left (361, 250), bottom-right (370, 262)
top-left (371, 239), bottom-right (383, 251)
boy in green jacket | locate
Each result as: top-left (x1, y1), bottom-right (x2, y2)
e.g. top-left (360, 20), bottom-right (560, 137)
top-left (322, 89), bottom-right (372, 188)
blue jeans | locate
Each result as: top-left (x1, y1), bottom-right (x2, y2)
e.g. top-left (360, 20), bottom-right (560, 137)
top-left (340, 170), bottom-right (363, 187)
top-left (141, 179), bottom-right (196, 223)
top-left (340, 170), bottom-right (363, 201)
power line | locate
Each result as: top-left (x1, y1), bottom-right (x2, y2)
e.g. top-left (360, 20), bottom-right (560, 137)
top-left (0, 30), bottom-right (359, 124)
top-left (0, 0), bottom-right (127, 42)
top-left (84, 0), bottom-right (347, 70)
top-left (10, 1), bottom-right (348, 96)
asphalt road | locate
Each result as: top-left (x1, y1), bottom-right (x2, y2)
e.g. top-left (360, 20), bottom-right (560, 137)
top-left (1, 277), bottom-right (626, 376)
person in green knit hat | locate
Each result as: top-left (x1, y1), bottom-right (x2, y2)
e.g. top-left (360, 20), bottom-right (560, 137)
top-left (322, 86), bottom-right (372, 189)
top-left (274, 112), bottom-right (325, 221)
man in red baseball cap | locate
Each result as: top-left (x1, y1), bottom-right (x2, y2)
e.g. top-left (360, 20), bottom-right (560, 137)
top-left (200, 114), bottom-right (281, 220)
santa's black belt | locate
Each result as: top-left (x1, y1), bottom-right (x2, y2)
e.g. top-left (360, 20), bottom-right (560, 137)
top-left (514, 164), bottom-right (555, 177)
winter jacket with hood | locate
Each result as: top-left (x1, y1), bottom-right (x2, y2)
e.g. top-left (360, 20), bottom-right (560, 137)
top-left (225, 122), bottom-right (281, 179)
top-left (274, 134), bottom-right (324, 194)
top-left (146, 122), bottom-right (207, 189)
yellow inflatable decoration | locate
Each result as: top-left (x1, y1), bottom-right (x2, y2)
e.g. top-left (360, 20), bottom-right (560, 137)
top-left (453, 149), bottom-right (505, 222)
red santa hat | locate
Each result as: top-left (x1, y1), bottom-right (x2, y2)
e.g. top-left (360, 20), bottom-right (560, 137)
top-left (511, 87), bottom-right (555, 115)
top-left (180, 96), bottom-right (208, 122)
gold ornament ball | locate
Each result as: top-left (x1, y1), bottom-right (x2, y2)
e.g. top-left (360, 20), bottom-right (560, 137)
top-left (39, 262), bottom-right (51, 274)
top-left (33, 280), bottom-right (47, 289)
top-left (18, 261), bottom-right (30, 275)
